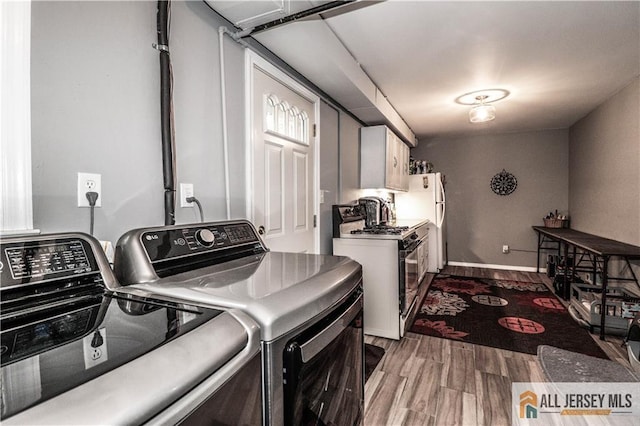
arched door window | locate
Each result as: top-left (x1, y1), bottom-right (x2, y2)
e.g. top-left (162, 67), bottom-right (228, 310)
top-left (263, 93), bottom-right (309, 145)
top-left (276, 102), bottom-right (287, 134)
top-left (288, 106), bottom-right (299, 138)
top-left (264, 95), bottom-right (278, 132)
top-left (298, 111), bottom-right (309, 143)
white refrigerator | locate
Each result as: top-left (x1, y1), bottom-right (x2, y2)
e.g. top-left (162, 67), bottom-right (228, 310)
top-left (395, 172), bottom-right (447, 272)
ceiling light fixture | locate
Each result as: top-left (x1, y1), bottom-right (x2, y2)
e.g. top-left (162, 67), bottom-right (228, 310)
top-left (469, 95), bottom-right (495, 123)
top-left (455, 89), bottom-right (510, 124)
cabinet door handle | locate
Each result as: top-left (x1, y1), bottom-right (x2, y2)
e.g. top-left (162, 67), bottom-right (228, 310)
top-left (258, 225), bottom-right (265, 235)
top-left (394, 156), bottom-right (398, 168)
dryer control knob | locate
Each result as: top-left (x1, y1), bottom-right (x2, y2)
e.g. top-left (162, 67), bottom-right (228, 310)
top-left (195, 229), bottom-right (215, 247)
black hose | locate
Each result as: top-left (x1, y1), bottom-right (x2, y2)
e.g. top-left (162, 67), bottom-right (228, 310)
top-left (157, 0), bottom-right (175, 225)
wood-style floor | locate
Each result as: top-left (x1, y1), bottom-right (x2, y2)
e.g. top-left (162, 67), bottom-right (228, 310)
top-left (363, 266), bottom-right (633, 425)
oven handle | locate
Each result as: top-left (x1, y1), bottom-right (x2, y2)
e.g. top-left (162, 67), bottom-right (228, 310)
top-left (299, 294), bottom-right (363, 363)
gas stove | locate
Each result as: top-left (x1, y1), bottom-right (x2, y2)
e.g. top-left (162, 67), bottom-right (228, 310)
top-left (332, 205), bottom-right (431, 340)
top-left (351, 224), bottom-right (409, 235)
top-left (348, 225), bottom-right (411, 240)
top-left (332, 204), bottom-right (428, 243)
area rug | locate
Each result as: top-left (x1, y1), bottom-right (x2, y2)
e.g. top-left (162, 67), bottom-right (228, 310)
top-left (365, 344), bottom-right (385, 382)
top-left (410, 275), bottom-right (609, 358)
top-left (538, 345), bottom-right (638, 382)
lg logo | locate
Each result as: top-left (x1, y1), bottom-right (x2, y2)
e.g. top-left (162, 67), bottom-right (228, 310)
top-left (145, 234), bottom-right (159, 241)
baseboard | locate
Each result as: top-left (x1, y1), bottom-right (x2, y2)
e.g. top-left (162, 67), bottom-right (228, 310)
top-left (447, 261), bottom-right (546, 273)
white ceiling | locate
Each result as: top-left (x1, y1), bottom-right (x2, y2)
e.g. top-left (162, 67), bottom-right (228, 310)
top-left (219, 1), bottom-right (640, 142)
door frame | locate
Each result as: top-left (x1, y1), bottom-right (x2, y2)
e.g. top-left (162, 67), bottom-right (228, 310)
top-left (244, 50), bottom-right (320, 253)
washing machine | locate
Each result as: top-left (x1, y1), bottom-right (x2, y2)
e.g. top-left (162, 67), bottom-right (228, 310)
top-left (113, 219), bottom-right (364, 426)
top-left (0, 232), bottom-right (262, 425)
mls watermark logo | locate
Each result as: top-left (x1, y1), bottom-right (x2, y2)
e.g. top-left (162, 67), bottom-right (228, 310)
top-left (519, 390), bottom-right (537, 419)
top-left (512, 382), bottom-right (639, 425)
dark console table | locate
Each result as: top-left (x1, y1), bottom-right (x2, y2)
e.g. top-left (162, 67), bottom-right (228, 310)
top-left (533, 226), bottom-right (640, 340)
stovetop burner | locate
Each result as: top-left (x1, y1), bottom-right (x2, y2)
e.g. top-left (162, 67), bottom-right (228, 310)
top-left (351, 225), bottom-right (410, 235)
top-left (334, 204), bottom-right (429, 242)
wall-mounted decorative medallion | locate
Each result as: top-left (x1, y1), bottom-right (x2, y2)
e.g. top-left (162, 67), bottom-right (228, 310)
top-left (490, 169), bottom-right (517, 196)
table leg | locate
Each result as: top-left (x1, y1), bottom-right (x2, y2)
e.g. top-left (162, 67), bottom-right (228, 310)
top-left (570, 246), bottom-right (577, 293)
top-left (626, 258), bottom-right (639, 286)
top-left (536, 232), bottom-right (542, 273)
top-left (563, 243), bottom-right (570, 300)
top-left (592, 254), bottom-right (597, 289)
top-left (599, 256), bottom-right (609, 340)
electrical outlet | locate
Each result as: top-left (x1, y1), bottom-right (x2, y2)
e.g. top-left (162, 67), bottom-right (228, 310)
top-left (82, 328), bottom-right (108, 369)
top-left (77, 173), bottom-right (102, 207)
top-left (502, 245), bottom-right (510, 254)
top-left (180, 183), bottom-right (194, 207)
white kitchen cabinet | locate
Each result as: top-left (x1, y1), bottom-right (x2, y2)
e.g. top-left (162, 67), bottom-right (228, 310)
top-left (417, 239), bottom-right (427, 282)
top-left (360, 125), bottom-right (409, 191)
top-left (398, 135), bottom-right (409, 190)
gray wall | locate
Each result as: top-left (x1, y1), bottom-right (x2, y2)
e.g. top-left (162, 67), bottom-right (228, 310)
top-left (339, 111), bottom-right (365, 204)
top-left (30, 1), bottom-right (349, 252)
top-left (32, 1), bottom-right (163, 242)
top-left (569, 76), bottom-right (640, 246)
top-left (413, 130), bottom-right (569, 268)
top-left (320, 101), bottom-right (340, 253)
top-left (31, 1), bottom-right (247, 244)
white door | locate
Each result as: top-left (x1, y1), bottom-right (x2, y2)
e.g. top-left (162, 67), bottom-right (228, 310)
top-left (248, 54), bottom-right (318, 253)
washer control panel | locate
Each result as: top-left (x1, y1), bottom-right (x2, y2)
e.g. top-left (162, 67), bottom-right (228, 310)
top-left (141, 221), bottom-right (262, 263)
top-left (1, 238), bottom-right (99, 289)
top-left (195, 229), bottom-right (216, 247)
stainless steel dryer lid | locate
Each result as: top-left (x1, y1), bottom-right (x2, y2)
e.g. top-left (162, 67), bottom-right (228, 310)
top-left (118, 251), bottom-right (362, 342)
top-left (113, 220), bottom-right (363, 342)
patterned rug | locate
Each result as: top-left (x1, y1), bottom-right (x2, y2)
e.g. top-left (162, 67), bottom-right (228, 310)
top-left (410, 275), bottom-right (608, 358)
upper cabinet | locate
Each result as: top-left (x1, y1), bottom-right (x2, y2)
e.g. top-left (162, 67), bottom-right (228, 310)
top-left (360, 125), bottom-right (409, 192)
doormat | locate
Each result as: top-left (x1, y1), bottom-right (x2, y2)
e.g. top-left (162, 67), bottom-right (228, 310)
top-left (410, 275), bottom-right (608, 359)
top-left (538, 345), bottom-right (637, 382)
top-left (365, 344), bottom-right (385, 382)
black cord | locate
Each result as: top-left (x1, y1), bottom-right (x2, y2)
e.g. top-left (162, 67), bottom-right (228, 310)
top-left (186, 196), bottom-right (204, 223)
top-left (86, 192), bottom-right (99, 235)
top-left (90, 206), bottom-right (95, 235)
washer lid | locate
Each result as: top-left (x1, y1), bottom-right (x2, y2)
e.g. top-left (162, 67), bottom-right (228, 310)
top-left (121, 251), bottom-right (362, 341)
top-left (1, 291), bottom-right (247, 423)
top-left (1, 231), bottom-right (258, 424)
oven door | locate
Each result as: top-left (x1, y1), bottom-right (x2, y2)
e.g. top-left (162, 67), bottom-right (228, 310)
top-left (400, 240), bottom-right (421, 316)
top-left (282, 291), bottom-right (364, 426)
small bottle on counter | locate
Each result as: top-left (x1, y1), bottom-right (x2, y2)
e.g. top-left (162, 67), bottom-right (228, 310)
top-left (388, 202), bottom-right (396, 224)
